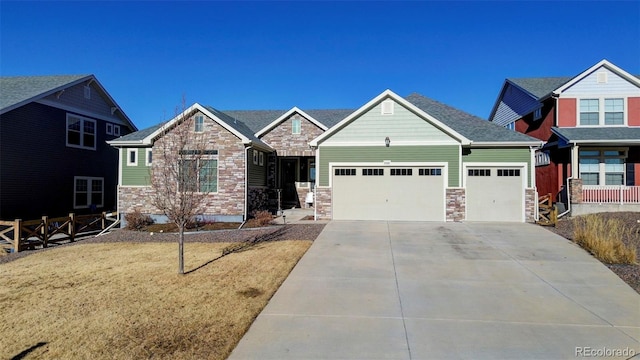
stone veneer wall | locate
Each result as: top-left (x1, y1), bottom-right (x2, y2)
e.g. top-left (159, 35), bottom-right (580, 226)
top-left (446, 188), bottom-right (465, 222)
top-left (525, 188), bottom-right (537, 223)
top-left (315, 187), bottom-right (332, 219)
top-left (260, 114), bottom-right (324, 156)
top-left (296, 186), bottom-right (313, 208)
top-left (569, 178), bottom-right (583, 204)
top-left (119, 112), bottom-right (247, 221)
top-left (248, 187), bottom-right (269, 214)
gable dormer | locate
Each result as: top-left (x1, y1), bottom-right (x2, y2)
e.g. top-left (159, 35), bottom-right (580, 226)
top-left (555, 60), bottom-right (640, 128)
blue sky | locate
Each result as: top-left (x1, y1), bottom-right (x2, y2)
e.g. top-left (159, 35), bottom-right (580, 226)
top-left (2, 1), bottom-right (639, 130)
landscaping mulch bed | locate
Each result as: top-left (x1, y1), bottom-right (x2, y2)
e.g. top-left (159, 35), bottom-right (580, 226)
top-left (0, 223), bottom-right (326, 265)
top-left (546, 212), bottom-right (640, 294)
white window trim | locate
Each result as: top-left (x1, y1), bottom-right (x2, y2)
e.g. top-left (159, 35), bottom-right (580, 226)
top-left (576, 96), bottom-right (628, 127)
top-left (292, 118), bottom-right (301, 134)
top-left (113, 125), bottom-right (120, 136)
top-left (253, 150), bottom-right (259, 165)
top-left (194, 115), bottom-right (204, 133)
top-left (127, 148), bottom-right (138, 166)
top-left (146, 148), bottom-right (153, 166)
top-left (578, 147), bottom-right (627, 186)
top-left (106, 123), bottom-right (114, 135)
top-left (73, 176), bottom-right (104, 209)
top-left (66, 113), bottom-right (97, 150)
top-left (259, 151), bottom-right (264, 166)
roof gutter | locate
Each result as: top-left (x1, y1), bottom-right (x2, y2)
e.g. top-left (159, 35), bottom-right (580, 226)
top-left (468, 141), bottom-right (543, 147)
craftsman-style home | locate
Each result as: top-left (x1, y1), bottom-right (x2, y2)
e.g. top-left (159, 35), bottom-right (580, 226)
top-left (0, 75), bottom-right (137, 220)
top-left (489, 59), bottom-right (640, 215)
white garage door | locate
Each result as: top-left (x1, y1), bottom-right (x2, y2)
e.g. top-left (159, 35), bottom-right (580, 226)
top-left (332, 166), bottom-right (445, 221)
top-left (466, 166), bottom-right (524, 222)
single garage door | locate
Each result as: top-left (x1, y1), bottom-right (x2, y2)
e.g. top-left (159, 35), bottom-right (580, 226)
top-left (465, 166), bottom-right (524, 222)
top-left (332, 166), bottom-right (445, 221)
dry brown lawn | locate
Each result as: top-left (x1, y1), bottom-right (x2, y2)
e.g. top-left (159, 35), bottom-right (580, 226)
top-left (0, 240), bottom-right (311, 359)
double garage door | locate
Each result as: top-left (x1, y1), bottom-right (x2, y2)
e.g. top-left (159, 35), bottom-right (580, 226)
top-left (332, 164), bottom-right (525, 222)
top-left (332, 165), bottom-right (445, 221)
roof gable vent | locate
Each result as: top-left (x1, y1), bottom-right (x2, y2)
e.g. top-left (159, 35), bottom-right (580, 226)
top-left (597, 71), bottom-right (608, 84)
top-left (381, 99), bottom-right (394, 115)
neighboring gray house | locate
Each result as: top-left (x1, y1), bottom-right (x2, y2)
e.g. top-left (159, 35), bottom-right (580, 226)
top-left (109, 90), bottom-right (542, 223)
top-left (0, 75), bottom-right (137, 220)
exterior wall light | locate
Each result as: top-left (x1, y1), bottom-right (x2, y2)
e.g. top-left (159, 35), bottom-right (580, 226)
top-left (385, 137), bottom-right (390, 147)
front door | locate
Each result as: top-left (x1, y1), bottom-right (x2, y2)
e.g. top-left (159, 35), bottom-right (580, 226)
top-left (281, 158), bottom-right (298, 207)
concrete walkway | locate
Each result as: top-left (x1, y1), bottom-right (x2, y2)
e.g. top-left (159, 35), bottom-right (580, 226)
top-left (229, 221), bottom-right (640, 359)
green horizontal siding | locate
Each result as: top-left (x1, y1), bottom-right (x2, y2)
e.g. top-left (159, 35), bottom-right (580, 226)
top-left (122, 148), bottom-right (151, 186)
top-left (324, 100), bottom-right (455, 144)
top-left (462, 147), bottom-right (532, 187)
top-left (247, 150), bottom-right (267, 187)
top-left (318, 145), bottom-right (460, 187)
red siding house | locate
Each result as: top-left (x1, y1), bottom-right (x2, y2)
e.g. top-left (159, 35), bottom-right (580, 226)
top-left (489, 59), bottom-right (640, 215)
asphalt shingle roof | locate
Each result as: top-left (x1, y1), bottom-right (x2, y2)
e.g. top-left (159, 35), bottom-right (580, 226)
top-left (552, 127), bottom-right (640, 142)
top-left (114, 122), bottom-right (165, 142)
top-left (0, 74), bottom-right (90, 111)
top-left (507, 77), bottom-right (572, 99)
top-left (222, 109), bottom-right (354, 133)
top-left (405, 93), bottom-right (539, 143)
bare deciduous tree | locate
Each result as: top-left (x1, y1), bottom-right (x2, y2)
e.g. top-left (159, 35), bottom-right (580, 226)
top-left (150, 100), bottom-right (210, 274)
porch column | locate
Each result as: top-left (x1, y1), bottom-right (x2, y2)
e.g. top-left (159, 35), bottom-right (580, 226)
top-left (571, 144), bottom-right (579, 178)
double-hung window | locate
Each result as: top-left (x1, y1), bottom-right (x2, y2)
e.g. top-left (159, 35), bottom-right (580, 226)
top-left (74, 176), bottom-right (104, 209)
top-left (579, 98), bottom-right (625, 126)
top-left (67, 114), bottom-right (96, 150)
top-left (579, 149), bottom-right (626, 185)
top-left (194, 115), bottom-right (204, 132)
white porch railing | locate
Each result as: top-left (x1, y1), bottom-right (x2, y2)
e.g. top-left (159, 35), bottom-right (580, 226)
top-left (582, 185), bottom-right (640, 204)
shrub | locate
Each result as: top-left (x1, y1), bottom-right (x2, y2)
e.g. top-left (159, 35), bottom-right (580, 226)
top-left (124, 209), bottom-right (154, 230)
top-left (252, 210), bottom-right (274, 227)
top-left (573, 215), bottom-right (637, 264)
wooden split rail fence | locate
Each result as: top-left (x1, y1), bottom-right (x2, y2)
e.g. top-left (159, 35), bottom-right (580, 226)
top-left (0, 212), bottom-right (118, 253)
top-left (537, 193), bottom-right (558, 226)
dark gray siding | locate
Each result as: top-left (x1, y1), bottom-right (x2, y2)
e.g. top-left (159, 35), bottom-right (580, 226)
top-left (247, 149), bottom-right (268, 187)
top-left (0, 102), bottom-right (130, 219)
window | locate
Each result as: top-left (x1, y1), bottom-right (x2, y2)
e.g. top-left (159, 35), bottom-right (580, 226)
top-left (579, 149), bottom-right (626, 185)
top-left (419, 168), bottom-right (442, 176)
top-left (468, 169), bottom-right (491, 176)
top-left (253, 150), bottom-right (258, 165)
top-left (579, 99), bottom-right (599, 125)
top-left (146, 149), bottom-right (152, 165)
top-left (74, 177), bottom-right (103, 209)
top-left (259, 151), bottom-right (264, 166)
top-left (391, 168), bottom-right (412, 176)
top-left (127, 149), bottom-right (137, 166)
top-left (579, 98), bottom-right (626, 126)
top-left (362, 168), bottom-right (384, 176)
top-left (66, 114), bottom-right (96, 150)
top-left (604, 98), bottom-right (624, 125)
top-left (334, 168), bottom-right (356, 176)
top-left (106, 123), bottom-right (121, 137)
top-left (106, 123), bottom-right (114, 135)
top-left (533, 108), bottom-right (542, 121)
top-left (497, 169), bottom-right (520, 177)
top-left (505, 122), bottom-right (515, 131)
top-left (179, 158), bottom-right (218, 193)
top-left (113, 125), bottom-right (120, 136)
top-left (194, 115), bottom-right (204, 132)
top-left (292, 118), bottom-right (301, 134)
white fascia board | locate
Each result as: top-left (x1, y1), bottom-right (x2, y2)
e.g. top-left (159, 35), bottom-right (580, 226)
top-left (105, 139), bottom-right (147, 147)
top-left (319, 140), bottom-right (459, 147)
top-left (469, 141), bottom-right (543, 147)
top-left (255, 106), bottom-right (327, 137)
top-left (89, 76), bottom-right (138, 131)
top-left (569, 139), bottom-right (640, 145)
top-left (553, 59), bottom-right (640, 95)
top-left (310, 89), bottom-right (471, 146)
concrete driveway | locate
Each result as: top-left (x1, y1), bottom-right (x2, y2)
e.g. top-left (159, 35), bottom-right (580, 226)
top-left (229, 221), bottom-right (640, 360)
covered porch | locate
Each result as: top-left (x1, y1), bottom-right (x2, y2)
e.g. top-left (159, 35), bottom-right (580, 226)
top-left (277, 156), bottom-right (316, 209)
top-left (553, 127), bottom-right (640, 215)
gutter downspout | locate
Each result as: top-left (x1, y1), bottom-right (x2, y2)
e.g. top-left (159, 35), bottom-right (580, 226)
top-left (240, 145), bottom-right (253, 229)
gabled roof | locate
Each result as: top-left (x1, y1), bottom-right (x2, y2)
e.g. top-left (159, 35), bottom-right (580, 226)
top-left (0, 74), bottom-right (137, 131)
top-left (108, 103), bottom-right (272, 150)
top-left (552, 127), bottom-right (640, 145)
top-left (310, 90), bottom-right (540, 147)
top-left (255, 107), bottom-right (328, 137)
top-left (507, 77), bottom-right (572, 100)
top-left (553, 59), bottom-right (640, 95)
top-left (222, 109), bottom-right (353, 134)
